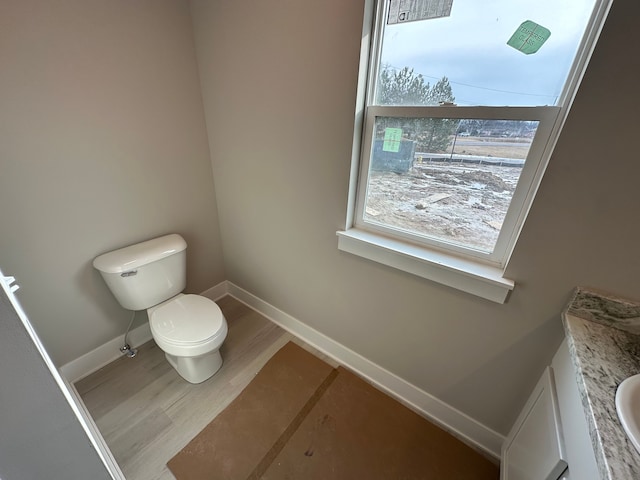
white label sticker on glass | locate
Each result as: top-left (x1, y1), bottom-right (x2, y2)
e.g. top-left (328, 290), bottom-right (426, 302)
top-left (388, 0), bottom-right (453, 25)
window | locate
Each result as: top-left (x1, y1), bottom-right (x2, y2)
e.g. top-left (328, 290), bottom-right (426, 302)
top-left (339, 0), bottom-right (612, 302)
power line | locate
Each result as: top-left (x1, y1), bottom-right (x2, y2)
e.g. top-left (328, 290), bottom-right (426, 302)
top-left (383, 64), bottom-right (559, 100)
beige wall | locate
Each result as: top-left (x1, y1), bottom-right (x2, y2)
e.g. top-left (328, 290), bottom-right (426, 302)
top-left (1, 0), bottom-right (636, 438)
top-left (0, 0), bottom-right (225, 366)
top-left (191, 0), bottom-right (640, 434)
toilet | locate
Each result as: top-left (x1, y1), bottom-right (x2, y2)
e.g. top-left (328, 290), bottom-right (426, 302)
top-left (93, 233), bottom-right (228, 384)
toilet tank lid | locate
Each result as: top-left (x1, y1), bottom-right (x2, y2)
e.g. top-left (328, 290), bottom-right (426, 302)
top-left (93, 234), bottom-right (187, 273)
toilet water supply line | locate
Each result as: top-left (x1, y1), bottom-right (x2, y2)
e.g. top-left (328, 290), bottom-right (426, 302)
top-left (120, 310), bottom-right (138, 358)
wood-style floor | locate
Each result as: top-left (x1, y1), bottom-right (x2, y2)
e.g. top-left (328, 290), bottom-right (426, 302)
top-left (76, 296), bottom-right (494, 480)
top-left (76, 296), bottom-right (321, 480)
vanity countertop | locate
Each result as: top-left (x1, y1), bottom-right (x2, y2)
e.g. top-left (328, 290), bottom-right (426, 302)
top-left (563, 288), bottom-right (640, 479)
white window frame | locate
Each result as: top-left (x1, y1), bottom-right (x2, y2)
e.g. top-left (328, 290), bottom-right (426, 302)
top-left (338, 0), bottom-right (613, 303)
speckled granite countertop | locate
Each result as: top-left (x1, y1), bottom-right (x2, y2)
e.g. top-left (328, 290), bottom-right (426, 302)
top-left (563, 288), bottom-right (640, 479)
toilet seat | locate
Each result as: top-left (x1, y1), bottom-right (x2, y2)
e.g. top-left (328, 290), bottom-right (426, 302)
top-left (149, 294), bottom-right (226, 348)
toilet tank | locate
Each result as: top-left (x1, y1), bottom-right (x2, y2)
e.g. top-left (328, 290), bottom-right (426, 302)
top-left (93, 234), bottom-right (187, 311)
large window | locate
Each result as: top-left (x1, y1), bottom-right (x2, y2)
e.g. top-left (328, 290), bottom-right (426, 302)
top-left (339, 0), bottom-right (612, 302)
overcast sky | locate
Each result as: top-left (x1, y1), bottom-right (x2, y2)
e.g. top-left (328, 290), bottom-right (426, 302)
top-left (379, 0), bottom-right (597, 106)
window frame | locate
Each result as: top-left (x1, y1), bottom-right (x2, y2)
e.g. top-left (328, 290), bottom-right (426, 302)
top-left (339, 0), bottom-right (613, 302)
top-left (356, 105), bottom-right (559, 266)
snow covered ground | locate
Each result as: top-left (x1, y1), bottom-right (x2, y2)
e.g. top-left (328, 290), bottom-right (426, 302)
top-left (364, 162), bottom-right (522, 253)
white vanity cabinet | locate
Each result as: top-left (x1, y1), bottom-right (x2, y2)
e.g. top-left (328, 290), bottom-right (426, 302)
top-left (501, 340), bottom-right (599, 480)
top-left (501, 366), bottom-right (567, 480)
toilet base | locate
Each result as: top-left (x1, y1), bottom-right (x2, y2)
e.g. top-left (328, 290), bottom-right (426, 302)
top-left (165, 349), bottom-right (223, 384)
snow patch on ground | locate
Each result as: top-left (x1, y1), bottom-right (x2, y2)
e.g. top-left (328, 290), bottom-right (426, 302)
top-left (364, 162), bottom-right (522, 252)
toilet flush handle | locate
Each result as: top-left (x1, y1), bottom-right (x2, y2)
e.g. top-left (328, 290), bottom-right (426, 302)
top-left (121, 270), bottom-right (137, 278)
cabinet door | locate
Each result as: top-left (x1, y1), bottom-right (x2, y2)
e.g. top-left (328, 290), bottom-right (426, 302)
top-left (501, 367), bottom-right (568, 480)
top-left (551, 340), bottom-right (599, 479)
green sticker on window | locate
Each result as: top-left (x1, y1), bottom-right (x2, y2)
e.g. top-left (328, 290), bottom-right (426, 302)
top-left (507, 20), bottom-right (551, 55)
top-left (383, 128), bottom-right (403, 152)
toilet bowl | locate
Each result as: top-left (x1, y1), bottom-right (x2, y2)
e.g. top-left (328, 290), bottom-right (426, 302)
top-left (148, 293), bottom-right (228, 384)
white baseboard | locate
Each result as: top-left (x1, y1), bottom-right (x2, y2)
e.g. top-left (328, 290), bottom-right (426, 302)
top-left (200, 282), bottom-right (229, 302)
top-left (59, 281), bottom-right (229, 383)
top-left (60, 279), bottom-right (504, 458)
top-left (59, 320), bottom-right (153, 384)
top-left (227, 281), bottom-right (504, 459)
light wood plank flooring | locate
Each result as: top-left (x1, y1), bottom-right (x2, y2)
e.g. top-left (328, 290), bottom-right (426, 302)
top-left (76, 296), bottom-right (493, 479)
top-left (76, 296), bottom-right (330, 480)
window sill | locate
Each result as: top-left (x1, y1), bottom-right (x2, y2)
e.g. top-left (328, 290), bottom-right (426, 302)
top-left (336, 229), bottom-right (514, 304)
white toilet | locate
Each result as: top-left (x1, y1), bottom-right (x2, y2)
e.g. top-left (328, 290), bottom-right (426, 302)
top-left (93, 233), bottom-right (228, 384)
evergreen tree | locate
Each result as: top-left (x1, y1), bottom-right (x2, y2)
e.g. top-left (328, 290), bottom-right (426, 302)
top-left (427, 76), bottom-right (455, 106)
top-left (377, 67), bottom-right (432, 105)
top-left (376, 66), bottom-right (458, 152)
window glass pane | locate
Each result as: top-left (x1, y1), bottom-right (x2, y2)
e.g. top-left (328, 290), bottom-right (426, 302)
top-left (376, 0), bottom-right (597, 106)
top-left (363, 117), bottom-right (539, 252)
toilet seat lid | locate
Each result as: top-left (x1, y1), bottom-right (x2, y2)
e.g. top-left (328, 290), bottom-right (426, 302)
top-left (150, 295), bottom-right (225, 346)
